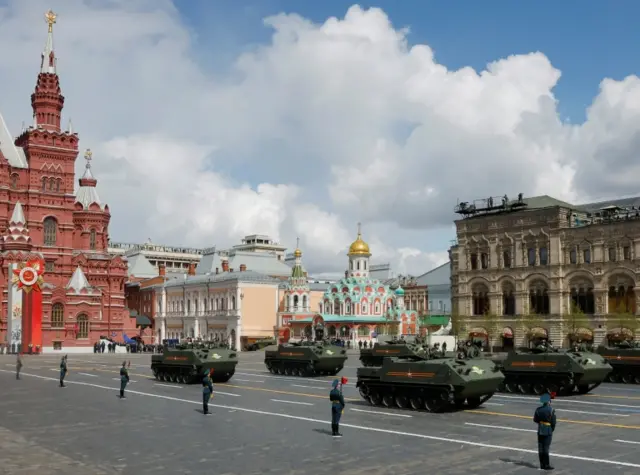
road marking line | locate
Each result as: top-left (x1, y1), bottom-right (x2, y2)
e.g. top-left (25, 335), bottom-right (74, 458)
top-left (214, 391), bottom-right (241, 397)
top-left (467, 409), bottom-right (640, 430)
top-left (586, 394), bottom-right (640, 401)
top-left (154, 383), bottom-right (182, 389)
top-left (495, 394), bottom-right (640, 409)
top-left (2, 369), bottom-right (639, 469)
top-left (292, 384), bottom-right (328, 390)
top-left (465, 423), bottom-right (536, 433)
top-left (615, 439), bottom-right (640, 445)
top-left (234, 379), bottom-right (264, 383)
top-left (77, 373), bottom-right (98, 378)
top-left (482, 402), bottom-right (504, 406)
top-left (271, 399), bottom-right (313, 406)
top-left (112, 378), bottom-right (137, 383)
top-left (557, 408), bottom-right (628, 417)
top-left (350, 408), bottom-right (412, 418)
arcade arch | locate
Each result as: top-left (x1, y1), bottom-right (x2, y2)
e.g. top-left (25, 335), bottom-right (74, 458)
top-left (472, 282), bottom-right (489, 315)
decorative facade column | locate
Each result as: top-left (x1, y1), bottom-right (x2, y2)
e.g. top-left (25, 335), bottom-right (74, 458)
top-left (194, 318), bottom-right (200, 338)
top-left (236, 287), bottom-right (243, 351)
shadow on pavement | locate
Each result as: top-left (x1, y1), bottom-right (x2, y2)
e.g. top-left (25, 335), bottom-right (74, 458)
top-left (499, 457), bottom-right (538, 469)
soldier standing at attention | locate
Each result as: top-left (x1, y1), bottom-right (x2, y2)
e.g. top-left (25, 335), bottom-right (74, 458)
top-left (59, 355), bottom-right (68, 387)
top-left (16, 353), bottom-right (22, 380)
top-left (329, 379), bottom-right (345, 437)
top-left (119, 361), bottom-right (130, 398)
top-left (533, 393), bottom-right (556, 470)
top-left (202, 369), bottom-right (213, 415)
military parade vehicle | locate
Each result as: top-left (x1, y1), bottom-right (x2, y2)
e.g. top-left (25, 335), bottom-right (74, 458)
top-left (245, 338), bottom-right (277, 351)
top-left (596, 340), bottom-right (640, 384)
top-left (151, 341), bottom-right (238, 384)
top-left (264, 324), bottom-right (348, 376)
top-left (494, 339), bottom-right (612, 395)
top-left (359, 336), bottom-right (430, 366)
top-left (356, 353), bottom-right (504, 412)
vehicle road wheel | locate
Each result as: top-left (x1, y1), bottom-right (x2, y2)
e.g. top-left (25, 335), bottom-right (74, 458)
top-left (635, 375), bottom-right (640, 384)
top-left (608, 373), bottom-right (620, 383)
top-left (518, 383), bottom-right (531, 394)
top-left (546, 383), bottom-right (559, 395)
top-left (358, 386), bottom-right (369, 399)
top-left (424, 398), bottom-right (442, 413)
top-left (368, 391), bottom-right (382, 406)
top-left (622, 374), bottom-right (634, 384)
top-left (382, 394), bottom-right (395, 408)
top-left (504, 382), bottom-right (518, 393)
top-left (532, 383), bottom-right (546, 395)
top-left (158, 372), bottom-right (165, 381)
top-left (466, 396), bottom-right (482, 409)
top-left (152, 369), bottom-right (159, 379)
top-left (409, 397), bottom-right (423, 410)
top-left (276, 367), bottom-right (284, 375)
top-left (395, 396), bottom-right (409, 409)
top-left (284, 367), bottom-right (291, 376)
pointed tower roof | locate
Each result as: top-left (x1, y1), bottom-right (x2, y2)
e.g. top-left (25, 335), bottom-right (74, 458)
top-left (2, 202), bottom-right (32, 251)
top-left (76, 148), bottom-right (105, 210)
top-left (41, 10), bottom-right (57, 74)
top-left (66, 266), bottom-right (91, 293)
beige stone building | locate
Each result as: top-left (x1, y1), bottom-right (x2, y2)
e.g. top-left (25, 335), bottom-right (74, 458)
top-left (449, 194), bottom-right (640, 349)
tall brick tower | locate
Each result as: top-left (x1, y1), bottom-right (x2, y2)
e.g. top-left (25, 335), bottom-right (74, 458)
top-left (0, 11), bottom-right (131, 353)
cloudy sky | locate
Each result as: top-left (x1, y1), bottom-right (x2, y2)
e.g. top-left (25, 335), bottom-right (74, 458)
top-left (2, 0), bottom-right (640, 279)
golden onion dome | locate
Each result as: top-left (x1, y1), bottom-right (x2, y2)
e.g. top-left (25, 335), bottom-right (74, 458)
top-left (348, 224), bottom-right (371, 256)
top-left (294, 248), bottom-right (302, 258)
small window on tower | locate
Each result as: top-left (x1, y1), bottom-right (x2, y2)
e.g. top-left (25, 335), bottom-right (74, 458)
top-left (45, 261), bottom-right (55, 272)
top-left (89, 229), bottom-right (96, 250)
top-left (10, 174), bottom-right (18, 189)
top-left (41, 177), bottom-right (47, 192)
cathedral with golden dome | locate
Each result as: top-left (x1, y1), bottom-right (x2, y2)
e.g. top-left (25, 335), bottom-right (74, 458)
top-left (284, 224), bottom-right (418, 341)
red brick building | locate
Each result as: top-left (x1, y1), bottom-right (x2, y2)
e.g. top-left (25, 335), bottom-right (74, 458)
top-left (0, 12), bottom-right (130, 352)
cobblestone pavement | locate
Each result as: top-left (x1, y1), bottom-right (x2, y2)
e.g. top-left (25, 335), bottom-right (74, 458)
top-left (1, 352), bottom-right (640, 474)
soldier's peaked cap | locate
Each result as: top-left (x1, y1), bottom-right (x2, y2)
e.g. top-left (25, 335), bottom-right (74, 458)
top-left (540, 393), bottom-right (551, 404)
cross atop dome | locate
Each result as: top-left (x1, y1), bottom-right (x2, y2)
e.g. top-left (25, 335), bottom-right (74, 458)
top-left (348, 222), bottom-right (371, 257)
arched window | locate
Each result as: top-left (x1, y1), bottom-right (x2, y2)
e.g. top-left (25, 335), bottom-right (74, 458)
top-left (302, 295), bottom-right (308, 309)
top-left (49, 177), bottom-right (56, 191)
top-left (375, 302), bottom-right (380, 314)
top-left (345, 300), bottom-right (351, 314)
top-left (571, 284), bottom-right (595, 314)
top-left (10, 173), bottom-right (18, 189)
top-left (56, 178), bottom-right (61, 192)
top-left (502, 283), bottom-right (516, 316)
top-left (333, 299), bottom-right (341, 315)
top-left (89, 229), bottom-right (96, 250)
top-left (472, 284), bottom-right (489, 315)
top-left (362, 302), bottom-right (368, 314)
top-left (529, 281), bottom-right (550, 315)
top-left (41, 177), bottom-right (47, 192)
top-left (293, 295), bottom-right (299, 309)
top-left (51, 303), bottom-right (64, 328)
top-left (76, 314), bottom-right (89, 339)
top-left (43, 217), bottom-right (57, 246)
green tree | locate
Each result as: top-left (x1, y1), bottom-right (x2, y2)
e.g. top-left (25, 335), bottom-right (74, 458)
top-left (448, 313), bottom-right (463, 336)
top-left (481, 312), bottom-right (501, 351)
top-left (608, 302), bottom-right (638, 339)
top-left (565, 303), bottom-right (588, 343)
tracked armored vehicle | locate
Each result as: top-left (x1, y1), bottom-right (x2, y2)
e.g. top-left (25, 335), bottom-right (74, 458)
top-left (264, 324), bottom-right (348, 376)
top-left (359, 337), bottom-right (430, 366)
top-left (151, 342), bottom-right (238, 384)
top-left (356, 355), bottom-right (504, 412)
top-left (597, 341), bottom-right (640, 384)
top-left (495, 341), bottom-right (612, 395)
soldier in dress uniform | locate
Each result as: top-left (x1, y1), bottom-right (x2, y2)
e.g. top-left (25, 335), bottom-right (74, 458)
top-left (16, 353), bottom-right (23, 380)
top-left (329, 379), bottom-right (345, 437)
top-left (533, 392), bottom-right (556, 470)
top-left (59, 355), bottom-right (68, 387)
top-left (202, 369), bottom-right (214, 415)
top-left (119, 361), bottom-right (130, 399)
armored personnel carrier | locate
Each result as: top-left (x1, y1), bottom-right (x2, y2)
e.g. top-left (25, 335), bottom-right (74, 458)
top-left (151, 342), bottom-right (238, 384)
top-left (596, 340), bottom-right (640, 384)
top-left (359, 337), bottom-right (429, 366)
top-left (246, 338), bottom-right (277, 351)
top-left (264, 324), bottom-right (348, 376)
top-left (495, 340), bottom-right (612, 395)
top-left (356, 354), bottom-right (504, 412)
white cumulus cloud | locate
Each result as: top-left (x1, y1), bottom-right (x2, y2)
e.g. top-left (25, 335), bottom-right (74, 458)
top-left (1, 1), bottom-right (639, 278)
